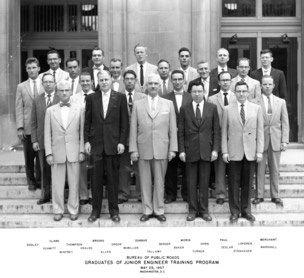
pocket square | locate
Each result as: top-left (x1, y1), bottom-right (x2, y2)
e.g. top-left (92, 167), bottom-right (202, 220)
top-left (161, 111), bottom-right (169, 114)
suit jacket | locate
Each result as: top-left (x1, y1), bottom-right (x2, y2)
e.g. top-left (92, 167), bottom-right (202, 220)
top-left (15, 79), bottom-right (44, 134)
top-left (162, 91), bottom-right (192, 128)
top-left (39, 68), bottom-right (69, 84)
top-left (209, 67), bottom-right (238, 97)
top-left (82, 64), bottom-right (110, 90)
top-left (251, 95), bottom-right (289, 151)
top-left (125, 62), bottom-right (158, 93)
top-left (221, 101), bottom-right (264, 161)
top-left (129, 97), bottom-right (178, 159)
top-left (111, 77), bottom-right (125, 93)
top-left (230, 76), bottom-right (261, 100)
top-left (250, 67), bottom-right (287, 99)
top-left (31, 92), bottom-right (60, 149)
top-left (84, 90), bottom-right (129, 156)
top-left (44, 102), bottom-right (84, 163)
top-left (158, 78), bottom-right (174, 96)
top-left (188, 77), bottom-right (213, 97)
top-left (178, 101), bottom-right (220, 162)
top-left (181, 66), bottom-right (200, 92)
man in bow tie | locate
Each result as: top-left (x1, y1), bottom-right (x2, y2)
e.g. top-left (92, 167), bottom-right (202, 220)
top-left (44, 80), bottom-right (85, 221)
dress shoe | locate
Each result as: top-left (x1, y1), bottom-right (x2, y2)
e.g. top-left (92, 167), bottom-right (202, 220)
top-left (54, 214), bottom-right (63, 221)
top-left (271, 198), bottom-right (283, 205)
top-left (164, 198), bottom-right (175, 204)
top-left (88, 213), bottom-right (100, 222)
top-left (200, 213), bottom-right (212, 222)
top-left (186, 214), bottom-right (196, 221)
top-left (79, 199), bottom-right (89, 205)
top-left (230, 214), bottom-right (239, 222)
top-left (118, 199), bottom-right (127, 204)
top-left (70, 214), bottom-right (78, 221)
top-left (111, 215), bottom-right (121, 222)
top-left (155, 215), bottom-right (166, 222)
top-left (28, 184), bottom-right (36, 191)
top-left (252, 198), bottom-right (264, 205)
top-left (140, 214), bottom-right (152, 222)
top-left (216, 198), bottom-right (225, 205)
top-left (37, 198), bottom-right (50, 205)
top-left (241, 212), bottom-right (256, 222)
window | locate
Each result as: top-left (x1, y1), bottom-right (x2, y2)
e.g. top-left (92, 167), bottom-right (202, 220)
top-left (262, 0), bottom-right (296, 17)
top-left (222, 0), bottom-right (256, 17)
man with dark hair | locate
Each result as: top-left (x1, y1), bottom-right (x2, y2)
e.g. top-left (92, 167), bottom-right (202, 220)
top-left (40, 50), bottom-right (69, 83)
top-left (222, 81), bottom-right (264, 223)
top-left (250, 49), bottom-right (287, 99)
top-left (178, 47), bottom-right (199, 91)
top-left (65, 58), bottom-right (82, 95)
top-left (15, 57), bottom-right (42, 191)
top-left (110, 58), bottom-right (125, 92)
top-left (126, 44), bottom-right (158, 93)
top-left (82, 47), bottom-right (109, 90)
top-left (157, 59), bottom-right (173, 95)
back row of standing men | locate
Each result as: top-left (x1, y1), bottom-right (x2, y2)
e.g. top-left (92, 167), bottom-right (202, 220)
top-left (15, 44), bottom-right (289, 223)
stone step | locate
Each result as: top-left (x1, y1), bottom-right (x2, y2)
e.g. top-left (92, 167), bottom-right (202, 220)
top-left (0, 213), bottom-right (303, 228)
top-left (1, 184), bottom-right (303, 199)
top-left (0, 198), bottom-right (303, 214)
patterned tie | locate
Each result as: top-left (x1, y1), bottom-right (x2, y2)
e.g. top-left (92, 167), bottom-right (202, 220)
top-left (223, 92), bottom-right (228, 106)
top-left (240, 104), bottom-right (245, 125)
top-left (33, 80), bottom-right (38, 97)
top-left (46, 94), bottom-right (52, 107)
top-left (53, 71), bottom-right (56, 83)
top-left (162, 80), bottom-right (167, 95)
top-left (267, 96), bottom-right (272, 114)
top-left (196, 104), bottom-right (201, 124)
top-left (140, 64), bottom-right (144, 87)
top-left (128, 92), bottom-right (133, 113)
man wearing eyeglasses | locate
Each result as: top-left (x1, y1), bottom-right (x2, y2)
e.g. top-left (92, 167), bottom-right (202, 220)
top-left (230, 58), bottom-right (261, 100)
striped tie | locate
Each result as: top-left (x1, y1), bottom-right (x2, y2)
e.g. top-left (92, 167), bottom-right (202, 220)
top-left (240, 104), bottom-right (245, 125)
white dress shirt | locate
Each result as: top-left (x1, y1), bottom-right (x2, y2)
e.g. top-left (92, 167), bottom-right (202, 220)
top-left (201, 77), bottom-right (210, 98)
top-left (262, 93), bottom-right (273, 115)
top-left (262, 66), bottom-right (272, 76)
top-left (137, 62), bottom-right (147, 85)
top-left (44, 91), bottom-right (55, 106)
top-left (174, 90), bottom-right (183, 111)
top-left (218, 66), bottom-right (228, 73)
top-left (237, 100), bottom-right (248, 122)
top-left (220, 90), bottom-right (232, 105)
top-left (112, 76), bottom-right (122, 92)
top-left (180, 67), bottom-right (189, 82)
top-left (29, 78), bottom-right (41, 97)
top-left (148, 95), bottom-right (159, 114)
top-left (60, 102), bottom-right (71, 129)
top-left (68, 76), bottom-right (79, 95)
top-left (93, 64), bottom-right (104, 87)
top-left (192, 100), bottom-right (204, 117)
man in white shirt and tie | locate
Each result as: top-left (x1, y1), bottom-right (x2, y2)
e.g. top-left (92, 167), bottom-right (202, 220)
top-left (110, 58), bottom-right (125, 92)
top-left (65, 58), bottom-right (82, 95)
top-left (157, 59), bottom-right (173, 95)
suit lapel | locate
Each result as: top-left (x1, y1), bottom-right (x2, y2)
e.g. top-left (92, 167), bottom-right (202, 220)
top-left (232, 101), bottom-right (243, 126)
top-left (53, 105), bottom-right (64, 129)
top-left (25, 80), bottom-right (34, 100)
top-left (39, 94), bottom-right (47, 113)
top-left (95, 92), bottom-right (104, 120)
top-left (270, 96), bottom-right (279, 124)
top-left (170, 93), bottom-right (179, 114)
top-left (152, 97), bottom-right (162, 119)
top-left (217, 93), bottom-right (224, 109)
top-left (187, 101), bottom-right (198, 127)
top-left (105, 91), bottom-right (115, 119)
top-left (65, 104), bottom-right (77, 130)
top-left (144, 98), bottom-right (153, 119)
top-left (259, 96), bottom-right (268, 123)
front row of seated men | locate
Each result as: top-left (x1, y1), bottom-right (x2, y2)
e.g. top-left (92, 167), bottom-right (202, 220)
top-left (43, 67), bottom-right (289, 223)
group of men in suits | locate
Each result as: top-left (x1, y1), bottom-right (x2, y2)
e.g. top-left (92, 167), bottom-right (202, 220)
top-left (15, 45), bottom-right (289, 223)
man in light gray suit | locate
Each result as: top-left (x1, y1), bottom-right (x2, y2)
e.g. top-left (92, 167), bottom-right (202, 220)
top-left (126, 44), bottom-right (158, 93)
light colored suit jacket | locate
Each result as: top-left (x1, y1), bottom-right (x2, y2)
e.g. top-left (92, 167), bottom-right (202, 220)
top-left (15, 79), bottom-right (44, 134)
top-left (39, 68), bottom-right (69, 84)
top-left (251, 95), bottom-right (289, 151)
top-left (125, 62), bottom-right (158, 93)
top-left (181, 66), bottom-right (199, 92)
top-left (129, 97), bottom-right (178, 159)
top-left (230, 76), bottom-right (261, 100)
top-left (221, 101), bottom-right (264, 161)
top-left (70, 90), bottom-right (94, 108)
top-left (111, 77), bottom-right (125, 93)
top-left (44, 102), bottom-right (84, 164)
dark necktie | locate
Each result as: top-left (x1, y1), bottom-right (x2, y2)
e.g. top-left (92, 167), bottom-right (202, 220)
top-left (60, 102), bottom-right (71, 107)
top-left (140, 64), bottom-right (144, 87)
top-left (71, 79), bottom-right (75, 94)
top-left (223, 92), bottom-right (228, 106)
top-left (240, 104), bottom-right (245, 125)
top-left (162, 80), bottom-right (167, 95)
top-left (128, 92), bottom-right (133, 113)
top-left (267, 96), bottom-right (272, 114)
top-left (53, 71), bottom-right (56, 83)
top-left (84, 93), bottom-right (88, 103)
top-left (46, 94), bottom-right (52, 107)
top-left (196, 104), bottom-right (201, 123)
top-left (33, 80), bottom-right (38, 97)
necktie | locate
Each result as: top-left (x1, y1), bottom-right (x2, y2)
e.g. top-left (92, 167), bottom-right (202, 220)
top-left (223, 92), bottom-right (228, 106)
top-left (267, 96), bottom-right (272, 114)
top-left (33, 80), bottom-right (38, 97)
top-left (240, 104), bottom-right (245, 125)
top-left (162, 80), bottom-right (168, 95)
top-left (222, 68), bottom-right (225, 72)
top-left (196, 104), bottom-right (201, 123)
top-left (151, 97), bottom-right (156, 116)
top-left (60, 102), bottom-right (71, 107)
top-left (46, 94), bottom-right (52, 107)
top-left (140, 64), bottom-right (144, 87)
top-left (128, 92), bottom-right (133, 113)
top-left (84, 93), bottom-right (88, 103)
top-left (71, 79), bottom-right (75, 94)
top-left (53, 71), bottom-right (56, 83)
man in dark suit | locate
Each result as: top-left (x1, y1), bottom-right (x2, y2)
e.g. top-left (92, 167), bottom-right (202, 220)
top-left (84, 70), bottom-right (129, 223)
top-left (209, 48), bottom-right (237, 97)
top-left (179, 83), bottom-right (220, 221)
top-left (157, 59), bottom-right (173, 96)
top-left (222, 81), bottom-right (264, 222)
top-left (15, 57), bottom-right (42, 191)
top-left (250, 49), bottom-right (287, 100)
top-left (162, 70), bottom-right (192, 203)
top-left (31, 73), bottom-right (60, 204)
top-left (110, 58), bottom-right (125, 93)
top-left (82, 47), bottom-right (109, 91)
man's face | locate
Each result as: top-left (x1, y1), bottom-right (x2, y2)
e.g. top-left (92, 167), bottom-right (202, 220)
top-left (92, 50), bottom-right (104, 67)
top-left (146, 76), bottom-right (160, 98)
top-left (134, 46), bottom-right (147, 64)
top-left (98, 71), bottom-right (112, 92)
top-left (260, 53), bottom-right (273, 68)
top-left (197, 62), bottom-right (210, 79)
top-left (218, 72), bottom-right (232, 92)
top-left (191, 85), bottom-right (204, 103)
top-left (171, 73), bottom-right (184, 91)
top-left (42, 75), bottom-right (55, 93)
top-left (123, 73), bottom-right (136, 91)
top-left (235, 84), bottom-right (249, 104)
top-left (237, 60), bottom-right (250, 77)
top-left (179, 51), bottom-right (191, 68)
top-left (216, 49), bottom-right (229, 65)
top-left (110, 61), bottom-right (122, 79)
top-left (158, 61), bottom-right (170, 80)
top-left (26, 62), bottom-right (40, 79)
top-left (57, 83), bottom-right (72, 103)
top-left (80, 75), bottom-right (92, 93)
top-left (66, 61), bottom-right (80, 79)
top-left (47, 53), bottom-right (61, 70)
top-left (261, 77), bottom-right (275, 97)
